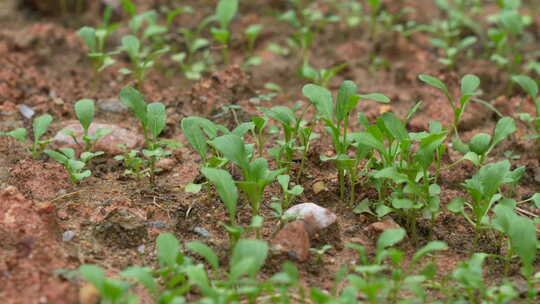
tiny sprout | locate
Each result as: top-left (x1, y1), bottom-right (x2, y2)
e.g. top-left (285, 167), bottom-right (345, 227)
top-left (309, 245), bottom-right (333, 264)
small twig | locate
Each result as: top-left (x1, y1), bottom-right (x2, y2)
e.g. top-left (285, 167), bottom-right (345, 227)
top-left (50, 189), bottom-right (120, 203)
top-left (516, 206), bottom-right (538, 218)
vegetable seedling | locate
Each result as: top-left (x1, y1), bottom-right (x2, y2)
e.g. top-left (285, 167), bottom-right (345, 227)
top-left (119, 35), bottom-right (170, 88)
top-left (1, 114), bottom-right (53, 159)
top-left (77, 21), bottom-right (117, 87)
top-left (309, 245), bottom-right (333, 265)
top-left (303, 80), bottom-right (390, 202)
top-left (210, 134), bottom-right (285, 217)
top-left (512, 75), bottom-right (540, 151)
top-left (210, 0), bottom-right (239, 65)
top-left (64, 99), bottom-right (111, 152)
top-left (419, 74), bottom-right (480, 138)
top-left (45, 148), bottom-right (102, 184)
top-left (277, 174), bottom-right (304, 209)
top-left (447, 160), bottom-right (524, 251)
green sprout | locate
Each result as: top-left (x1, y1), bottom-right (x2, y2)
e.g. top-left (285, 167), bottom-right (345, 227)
top-left (210, 134), bottom-right (284, 218)
top-left (210, 0), bottom-right (239, 65)
top-left (277, 174), bottom-right (304, 209)
top-left (1, 114), bottom-right (53, 159)
top-left (303, 80), bottom-right (390, 202)
top-left (447, 160), bottom-right (524, 251)
top-left (309, 244), bottom-right (333, 265)
top-left (419, 74), bottom-right (480, 138)
top-left (76, 7), bottom-right (118, 88)
top-left (63, 99), bottom-right (111, 152)
top-left (45, 148), bottom-right (102, 184)
top-left (512, 75), bottom-right (540, 151)
top-left (119, 35), bottom-right (170, 89)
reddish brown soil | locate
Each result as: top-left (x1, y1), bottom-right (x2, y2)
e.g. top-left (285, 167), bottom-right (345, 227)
top-left (0, 0), bottom-right (539, 303)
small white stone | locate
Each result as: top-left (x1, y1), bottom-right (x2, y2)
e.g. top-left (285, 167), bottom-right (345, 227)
top-left (284, 203), bottom-right (337, 231)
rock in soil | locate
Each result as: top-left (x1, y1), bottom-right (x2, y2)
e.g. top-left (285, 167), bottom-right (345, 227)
top-left (93, 207), bottom-right (148, 248)
top-left (0, 186), bottom-right (77, 303)
top-left (98, 97), bottom-right (129, 113)
top-left (368, 218), bottom-right (401, 233)
top-left (272, 220), bottom-right (311, 262)
top-left (54, 122), bottom-right (144, 154)
top-left (285, 202), bottom-right (337, 236)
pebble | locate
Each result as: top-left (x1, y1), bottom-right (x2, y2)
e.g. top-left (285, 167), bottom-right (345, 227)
top-left (284, 202), bottom-right (337, 235)
top-left (272, 220), bottom-right (311, 262)
top-left (54, 122), bottom-right (144, 154)
top-left (192, 227), bottom-right (211, 238)
top-left (98, 98), bottom-right (129, 113)
top-left (368, 218), bottom-right (401, 233)
top-left (156, 158), bottom-right (176, 172)
top-left (147, 221), bottom-right (167, 229)
top-left (137, 244), bottom-right (145, 253)
top-left (18, 104), bottom-right (35, 119)
top-left (62, 230), bottom-right (76, 242)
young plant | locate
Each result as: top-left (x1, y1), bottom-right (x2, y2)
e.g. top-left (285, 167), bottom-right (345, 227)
top-left (119, 35), bottom-right (170, 88)
top-left (77, 20), bottom-right (117, 87)
top-left (45, 148), bottom-right (102, 184)
top-left (303, 80), bottom-right (390, 202)
top-left (419, 73), bottom-right (480, 138)
top-left (201, 167), bottom-right (243, 246)
top-left (1, 114), bottom-right (53, 159)
top-left (242, 24), bottom-right (263, 69)
top-left (299, 61), bottom-right (347, 88)
top-left (309, 245), bottom-right (333, 265)
top-left (346, 228), bottom-right (448, 303)
top-left (447, 160), bottom-right (524, 251)
top-left (512, 75), bottom-right (540, 150)
top-left (64, 99), bottom-right (111, 152)
top-left (119, 87), bottom-right (172, 184)
top-left (209, 134), bottom-right (285, 217)
top-left (113, 146), bottom-right (146, 179)
top-left (451, 116), bottom-right (516, 167)
top-left (492, 204), bottom-right (537, 280)
top-left (210, 0), bottom-right (239, 65)
top-left (277, 174), bottom-right (304, 209)
top-left (352, 116), bottom-right (447, 240)
top-left (181, 116), bottom-right (230, 166)
top-left (78, 265), bottom-right (135, 303)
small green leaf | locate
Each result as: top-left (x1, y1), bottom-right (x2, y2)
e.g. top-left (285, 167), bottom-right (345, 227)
top-left (376, 228), bottom-right (406, 252)
top-left (156, 233), bottom-right (180, 268)
top-left (119, 87), bottom-right (147, 127)
top-left (492, 117), bottom-right (516, 148)
top-left (412, 241), bottom-right (448, 264)
top-left (460, 74), bottom-right (480, 96)
top-left (359, 93), bottom-right (390, 103)
top-left (122, 35), bottom-right (140, 60)
top-left (79, 264), bottom-right (106, 293)
top-left (33, 114), bottom-right (53, 142)
top-left (419, 74), bottom-right (449, 96)
top-left (75, 99), bottom-right (95, 132)
top-left (302, 84), bottom-right (333, 119)
top-left (209, 134), bottom-right (249, 170)
top-left (215, 0), bottom-right (239, 29)
top-left (469, 133), bottom-right (491, 155)
top-left (121, 267), bottom-right (158, 296)
top-left (201, 167), bottom-right (238, 223)
top-left (512, 75), bottom-right (538, 98)
top-left (146, 102), bottom-right (166, 139)
top-left (4, 128), bottom-right (27, 142)
top-left (186, 241), bottom-right (219, 271)
top-left (230, 239), bottom-right (268, 279)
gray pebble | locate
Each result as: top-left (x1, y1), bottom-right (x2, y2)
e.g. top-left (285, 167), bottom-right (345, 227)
top-left (62, 230), bottom-right (76, 242)
top-left (147, 221), bottom-right (167, 229)
top-left (137, 244), bottom-right (145, 253)
top-left (192, 227), bottom-right (211, 238)
top-left (98, 98), bottom-right (129, 113)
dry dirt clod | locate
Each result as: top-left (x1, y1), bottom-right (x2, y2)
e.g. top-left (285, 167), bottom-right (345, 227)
top-left (272, 220), bottom-right (311, 262)
top-left (54, 122), bottom-right (144, 155)
top-left (79, 283), bottom-right (100, 304)
top-left (93, 207), bottom-right (148, 248)
top-left (155, 158), bottom-right (177, 173)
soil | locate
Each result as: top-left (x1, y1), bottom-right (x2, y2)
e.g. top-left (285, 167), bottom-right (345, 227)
top-left (0, 0), bottom-right (539, 303)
